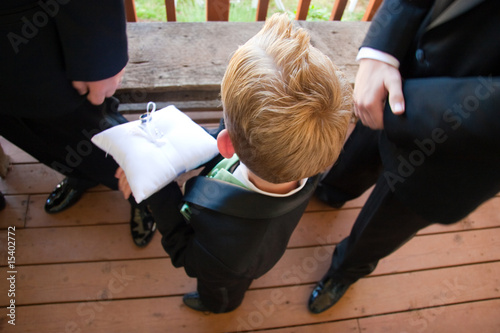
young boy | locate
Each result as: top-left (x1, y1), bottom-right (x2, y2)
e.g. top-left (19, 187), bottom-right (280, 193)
top-left (117, 13), bottom-right (353, 313)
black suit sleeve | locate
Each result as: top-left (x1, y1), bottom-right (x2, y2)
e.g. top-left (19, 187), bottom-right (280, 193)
top-left (146, 182), bottom-right (195, 268)
top-left (380, 76), bottom-right (500, 222)
top-left (361, 0), bottom-right (433, 61)
top-left (53, 0), bottom-right (128, 81)
top-left (383, 76), bottom-right (500, 147)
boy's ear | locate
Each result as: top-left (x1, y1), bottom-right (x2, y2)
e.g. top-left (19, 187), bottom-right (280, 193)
top-left (217, 129), bottom-right (236, 159)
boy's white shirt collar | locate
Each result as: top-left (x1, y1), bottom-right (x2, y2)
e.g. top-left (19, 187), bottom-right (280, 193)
top-left (232, 162), bottom-right (307, 197)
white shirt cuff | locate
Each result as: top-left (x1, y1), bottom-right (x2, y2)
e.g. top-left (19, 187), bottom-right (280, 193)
top-left (356, 47), bottom-right (400, 68)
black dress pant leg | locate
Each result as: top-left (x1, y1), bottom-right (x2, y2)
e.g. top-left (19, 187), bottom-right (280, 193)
top-left (197, 277), bottom-right (253, 313)
top-left (0, 98), bottom-right (126, 190)
top-left (327, 175), bottom-right (432, 284)
top-left (319, 122), bottom-right (432, 283)
top-left (319, 122), bottom-right (383, 203)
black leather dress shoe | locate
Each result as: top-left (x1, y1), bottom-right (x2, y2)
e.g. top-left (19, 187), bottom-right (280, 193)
top-left (308, 276), bottom-right (352, 314)
top-left (315, 184), bottom-right (345, 209)
top-left (183, 292), bottom-right (210, 312)
top-left (45, 178), bottom-right (87, 214)
top-left (130, 203), bottom-right (157, 247)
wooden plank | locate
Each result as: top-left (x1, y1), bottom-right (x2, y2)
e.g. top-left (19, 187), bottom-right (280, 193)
top-left (25, 192), bottom-right (130, 228)
top-left (116, 89), bottom-right (223, 109)
top-left (358, 299), bottom-right (500, 333)
top-left (0, 164), bottom-right (64, 195)
top-left (0, 224), bottom-right (166, 266)
top-left (0, 163), bottom-right (111, 196)
top-left (289, 208), bottom-right (359, 248)
top-left (118, 101), bottom-right (223, 114)
top-left (373, 227), bottom-right (500, 275)
top-left (0, 195), bottom-right (27, 229)
top-left (330, 0), bottom-right (349, 21)
top-left (258, 320), bottom-right (360, 332)
top-left (7, 227), bottom-right (499, 306)
top-left (258, 227), bottom-right (500, 289)
top-left (0, 259), bottom-right (186, 306)
top-left (6, 198), bottom-right (500, 266)
top-left (0, 247), bottom-right (329, 306)
top-left (206, 0), bottom-right (230, 21)
top-left (3, 262), bottom-right (499, 333)
top-left (0, 208), bottom-right (346, 265)
top-left (121, 22), bottom-right (368, 92)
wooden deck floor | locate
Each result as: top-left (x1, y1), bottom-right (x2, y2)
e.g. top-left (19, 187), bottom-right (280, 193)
top-left (1, 135), bottom-right (499, 333)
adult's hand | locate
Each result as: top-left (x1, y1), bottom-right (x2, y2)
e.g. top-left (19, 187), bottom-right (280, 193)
top-left (353, 59), bottom-right (405, 130)
top-left (72, 68), bottom-right (125, 105)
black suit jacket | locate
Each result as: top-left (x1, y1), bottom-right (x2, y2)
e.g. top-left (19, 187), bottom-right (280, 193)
top-left (363, 0), bottom-right (500, 222)
top-left (0, 0), bottom-right (128, 117)
top-left (147, 161), bottom-right (319, 312)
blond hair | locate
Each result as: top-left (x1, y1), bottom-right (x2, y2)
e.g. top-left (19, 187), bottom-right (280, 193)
top-left (221, 13), bottom-right (353, 183)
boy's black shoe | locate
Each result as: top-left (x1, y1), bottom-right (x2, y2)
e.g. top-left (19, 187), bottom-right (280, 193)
top-left (183, 292), bottom-right (210, 312)
top-left (308, 276), bottom-right (352, 314)
top-left (130, 203), bottom-right (157, 247)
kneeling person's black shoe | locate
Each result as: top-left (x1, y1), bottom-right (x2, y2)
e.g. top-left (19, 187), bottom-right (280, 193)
top-left (45, 178), bottom-right (97, 214)
top-left (0, 191), bottom-right (5, 211)
top-left (130, 202), bottom-right (156, 247)
top-left (308, 276), bottom-right (352, 314)
top-left (183, 292), bottom-right (210, 312)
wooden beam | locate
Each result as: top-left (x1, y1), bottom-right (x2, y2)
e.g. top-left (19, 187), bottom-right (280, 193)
top-left (330, 0), bottom-right (349, 21)
top-left (295, 0), bottom-right (312, 20)
top-left (206, 0), bottom-right (230, 21)
top-left (165, 0), bottom-right (177, 21)
top-left (124, 0), bottom-right (138, 22)
top-left (362, 0), bottom-right (383, 21)
top-left (256, 0), bottom-right (270, 21)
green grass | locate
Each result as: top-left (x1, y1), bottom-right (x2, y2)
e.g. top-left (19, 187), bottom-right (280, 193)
top-left (134, 0), bottom-right (368, 22)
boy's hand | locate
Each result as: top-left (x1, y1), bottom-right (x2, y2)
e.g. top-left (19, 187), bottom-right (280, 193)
top-left (353, 59), bottom-right (405, 130)
top-left (115, 167), bottom-right (132, 199)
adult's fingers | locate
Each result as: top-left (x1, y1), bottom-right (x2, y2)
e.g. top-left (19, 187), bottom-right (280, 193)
top-left (71, 81), bottom-right (89, 96)
top-left (86, 88), bottom-right (106, 105)
top-left (385, 70), bottom-right (405, 115)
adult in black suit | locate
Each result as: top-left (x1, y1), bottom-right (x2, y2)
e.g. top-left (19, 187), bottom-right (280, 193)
top-left (309, 0), bottom-right (500, 313)
top-left (0, 0), bottom-right (155, 246)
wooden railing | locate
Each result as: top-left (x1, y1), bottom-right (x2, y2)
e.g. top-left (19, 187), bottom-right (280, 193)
top-left (124, 0), bottom-right (382, 22)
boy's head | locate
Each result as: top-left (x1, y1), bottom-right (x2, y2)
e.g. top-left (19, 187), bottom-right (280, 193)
top-left (220, 13), bottom-right (353, 184)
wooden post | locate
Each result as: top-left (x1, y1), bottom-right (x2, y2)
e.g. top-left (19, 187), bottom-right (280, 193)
top-left (124, 0), bottom-right (138, 22)
top-left (256, 0), bottom-right (270, 21)
top-left (330, 0), bottom-right (348, 21)
top-left (295, 0), bottom-right (311, 20)
top-left (165, 0), bottom-right (177, 21)
top-left (362, 0), bottom-right (383, 21)
top-left (206, 0), bottom-right (230, 21)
